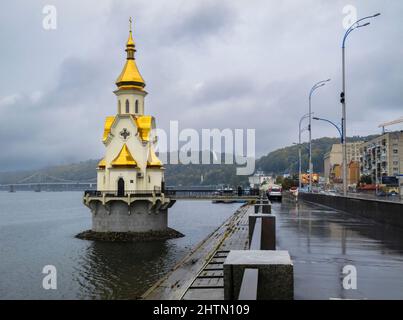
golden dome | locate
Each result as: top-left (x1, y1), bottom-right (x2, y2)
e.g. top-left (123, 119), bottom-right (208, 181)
top-left (115, 22), bottom-right (146, 91)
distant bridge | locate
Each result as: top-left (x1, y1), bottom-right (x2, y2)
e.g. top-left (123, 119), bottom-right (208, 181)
top-left (1, 172), bottom-right (96, 192)
top-left (2, 172), bottom-right (259, 201)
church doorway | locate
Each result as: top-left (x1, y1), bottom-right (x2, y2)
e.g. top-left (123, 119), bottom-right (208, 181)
top-left (117, 178), bottom-right (125, 197)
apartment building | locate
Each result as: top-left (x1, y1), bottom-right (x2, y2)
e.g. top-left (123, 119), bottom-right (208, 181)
top-left (359, 131), bottom-right (403, 183)
top-left (324, 142), bottom-right (363, 184)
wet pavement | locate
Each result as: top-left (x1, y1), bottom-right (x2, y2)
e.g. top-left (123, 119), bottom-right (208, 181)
top-left (274, 199), bottom-right (403, 300)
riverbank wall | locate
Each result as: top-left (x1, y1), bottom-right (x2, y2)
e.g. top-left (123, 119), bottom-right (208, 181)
top-left (299, 193), bottom-right (403, 228)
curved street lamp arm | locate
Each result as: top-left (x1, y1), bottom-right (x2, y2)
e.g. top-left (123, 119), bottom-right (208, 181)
top-left (310, 79), bottom-right (331, 98)
top-left (299, 113), bottom-right (311, 126)
top-left (313, 117), bottom-right (343, 141)
top-left (342, 13), bottom-right (381, 48)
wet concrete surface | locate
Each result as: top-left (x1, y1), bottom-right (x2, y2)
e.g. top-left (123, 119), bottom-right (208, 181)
top-left (274, 199), bottom-right (403, 300)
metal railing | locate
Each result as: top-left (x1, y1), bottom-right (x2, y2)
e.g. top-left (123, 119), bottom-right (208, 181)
top-left (84, 189), bottom-right (259, 198)
top-left (84, 190), bottom-right (163, 197)
top-left (164, 189), bottom-right (260, 199)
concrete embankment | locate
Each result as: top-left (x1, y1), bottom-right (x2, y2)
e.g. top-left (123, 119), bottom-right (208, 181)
top-left (299, 192), bottom-right (403, 228)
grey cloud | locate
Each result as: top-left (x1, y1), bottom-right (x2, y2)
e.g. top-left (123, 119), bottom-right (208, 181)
top-left (0, 0), bottom-right (402, 170)
top-left (168, 1), bottom-right (237, 44)
top-left (191, 75), bottom-right (256, 105)
top-left (0, 55), bottom-right (112, 171)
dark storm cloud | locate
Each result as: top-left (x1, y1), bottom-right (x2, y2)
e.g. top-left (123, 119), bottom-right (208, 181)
top-left (0, 0), bottom-right (402, 171)
top-left (168, 1), bottom-right (236, 43)
top-left (191, 75), bottom-right (256, 105)
top-left (0, 56), bottom-right (112, 170)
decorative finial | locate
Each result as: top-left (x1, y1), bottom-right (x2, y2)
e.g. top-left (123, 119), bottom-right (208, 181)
top-left (129, 17), bottom-right (132, 33)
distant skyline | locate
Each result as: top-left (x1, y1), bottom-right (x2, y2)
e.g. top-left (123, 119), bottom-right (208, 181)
top-left (0, 0), bottom-right (402, 171)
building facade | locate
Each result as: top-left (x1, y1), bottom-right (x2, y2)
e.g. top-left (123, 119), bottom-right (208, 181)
top-left (248, 171), bottom-right (273, 188)
top-left (359, 131), bottom-right (403, 183)
top-left (324, 142), bottom-right (362, 184)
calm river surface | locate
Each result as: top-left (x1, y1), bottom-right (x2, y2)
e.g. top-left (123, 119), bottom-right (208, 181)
top-left (0, 192), bottom-right (240, 299)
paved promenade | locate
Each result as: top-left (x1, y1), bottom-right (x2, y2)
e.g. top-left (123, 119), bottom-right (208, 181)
top-left (142, 205), bottom-right (250, 300)
top-left (143, 197), bottom-right (403, 300)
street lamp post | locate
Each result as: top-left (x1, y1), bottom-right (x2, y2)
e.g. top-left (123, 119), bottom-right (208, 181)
top-left (341, 13), bottom-right (380, 196)
top-left (313, 116), bottom-right (343, 186)
top-left (298, 113), bottom-right (311, 190)
top-left (309, 79), bottom-right (331, 192)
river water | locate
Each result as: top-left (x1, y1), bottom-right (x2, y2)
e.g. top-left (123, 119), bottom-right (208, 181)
top-left (0, 192), bottom-right (240, 299)
top-left (3, 192), bottom-right (403, 300)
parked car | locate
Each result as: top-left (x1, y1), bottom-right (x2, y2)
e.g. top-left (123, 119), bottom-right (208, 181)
top-left (267, 185), bottom-right (282, 201)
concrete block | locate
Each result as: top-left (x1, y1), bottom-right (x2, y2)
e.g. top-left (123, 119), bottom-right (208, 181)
top-left (224, 250), bottom-right (293, 300)
top-left (248, 214), bottom-right (276, 250)
top-left (254, 203), bottom-right (271, 214)
top-left (262, 203), bottom-right (271, 213)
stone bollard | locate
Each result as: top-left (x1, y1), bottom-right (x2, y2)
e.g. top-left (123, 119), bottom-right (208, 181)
top-left (254, 204), bottom-right (271, 214)
top-left (248, 214), bottom-right (276, 250)
top-left (262, 203), bottom-right (271, 213)
top-left (224, 250), bottom-right (294, 300)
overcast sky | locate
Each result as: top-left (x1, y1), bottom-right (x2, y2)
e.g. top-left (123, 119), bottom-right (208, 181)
top-left (0, 0), bottom-right (402, 171)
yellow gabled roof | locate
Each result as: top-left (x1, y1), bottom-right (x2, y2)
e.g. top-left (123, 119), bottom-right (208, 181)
top-left (111, 144), bottom-right (138, 167)
top-left (102, 116), bottom-right (115, 142)
top-left (136, 115), bottom-right (153, 142)
top-left (147, 147), bottom-right (162, 168)
top-left (98, 158), bottom-right (106, 168)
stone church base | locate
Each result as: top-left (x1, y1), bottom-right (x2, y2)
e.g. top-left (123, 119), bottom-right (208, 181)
top-left (75, 228), bottom-right (184, 242)
top-left (84, 199), bottom-right (176, 233)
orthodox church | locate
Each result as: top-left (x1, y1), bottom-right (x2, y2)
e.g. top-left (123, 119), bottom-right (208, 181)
top-left (82, 21), bottom-right (176, 236)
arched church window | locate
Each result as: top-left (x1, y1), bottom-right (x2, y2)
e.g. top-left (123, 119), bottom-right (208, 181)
top-left (125, 99), bottom-right (130, 113)
top-left (135, 100), bottom-right (139, 113)
top-left (117, 177), bottom-right (125, 197)
top-left (118, 101), bottom-right (121, 114)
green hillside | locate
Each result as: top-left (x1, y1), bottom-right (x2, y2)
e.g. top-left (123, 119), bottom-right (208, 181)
top-left (0, 158), bottom-right (248, 187)
top-left (256, 135), bottom-right (378, 175)
top-left (0, 135), bottom-right (379, 186)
